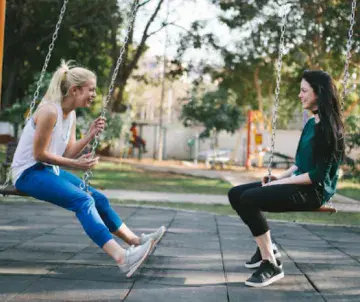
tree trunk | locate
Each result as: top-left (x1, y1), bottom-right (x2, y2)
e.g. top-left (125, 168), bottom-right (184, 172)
top-left (2, 60), bottom-right (19, 109)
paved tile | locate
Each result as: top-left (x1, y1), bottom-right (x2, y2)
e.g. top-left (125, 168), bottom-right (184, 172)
top-left (0, 201), bottom-right (360, 301)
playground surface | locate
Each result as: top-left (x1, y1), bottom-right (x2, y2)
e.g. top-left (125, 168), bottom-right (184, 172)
top-left (1, 201), bottom-right (360, 301)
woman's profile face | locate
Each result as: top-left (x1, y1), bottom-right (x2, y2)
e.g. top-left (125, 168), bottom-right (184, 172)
top-left (75, 78), bottom-right (97, 108)
top-left (298, 79), bottom-right (318, 111)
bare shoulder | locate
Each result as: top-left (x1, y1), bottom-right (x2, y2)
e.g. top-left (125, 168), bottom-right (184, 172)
top-left (34, 103), bottom-right (58, 125)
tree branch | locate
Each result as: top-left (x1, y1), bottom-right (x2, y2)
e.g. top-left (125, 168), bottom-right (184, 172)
top-left (147, 21), bottom-right (173, 37)
top-left (138, 0), bottom-right (151, 8)
top-left (121, 0), bottom-right (166, 82)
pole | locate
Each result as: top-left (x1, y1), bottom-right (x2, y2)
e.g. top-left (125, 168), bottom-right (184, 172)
top-left (0, 0), bottom-right (6, 108)
top-left (245, 110), bottom-right (252, 169)
top-left (157, 0), bottom-right (170, 161)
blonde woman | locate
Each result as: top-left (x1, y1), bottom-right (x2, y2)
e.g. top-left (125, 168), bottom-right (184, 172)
top-left (11, 60), bottom-right (166, 277)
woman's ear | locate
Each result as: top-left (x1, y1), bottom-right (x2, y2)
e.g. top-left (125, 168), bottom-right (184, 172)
top-left (68, 85), bottom-right (78, 97)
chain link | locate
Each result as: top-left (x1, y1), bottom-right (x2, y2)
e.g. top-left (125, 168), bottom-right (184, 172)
top-left (328, 0), bottom-right (357, 210)
top-left (340, 0), bottom-right (357, 113)
top-left (1, 0), bottom-right (68, 192)
top-left (26, 0), bottom-right (69, 123)
top-left (80, 2), bottom-right (139, 191)
top-left (267, 9), bottom-right (287, 179)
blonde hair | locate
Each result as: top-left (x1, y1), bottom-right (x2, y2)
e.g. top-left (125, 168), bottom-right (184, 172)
top-left (41, 60), bottom-right (96, 105)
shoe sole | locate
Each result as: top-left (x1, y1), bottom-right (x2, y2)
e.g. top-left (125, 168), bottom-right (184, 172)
top-left (244, 251), bottom-right (281, 269)
top-left (245, 271), bottom-right (285, 288)
top-left (126, 240), bottom-right (154, 278)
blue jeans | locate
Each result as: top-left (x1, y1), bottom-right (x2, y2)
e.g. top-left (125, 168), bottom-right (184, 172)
top-left (15, 163), bottom-right (123, 247)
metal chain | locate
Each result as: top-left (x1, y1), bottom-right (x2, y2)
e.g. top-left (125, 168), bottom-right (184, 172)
top-left (328, 0), bottom-right (357, 210)
top-left (340, 0), bottom-right (357, 113)
top-left (80, 1), bottom-right (139, 191)
top-left (26, 0), bottom-right (69, 122)
top-left (267, 9), bottom-right (287, 179)
top-left (1, 0), bottom-right (68, 192)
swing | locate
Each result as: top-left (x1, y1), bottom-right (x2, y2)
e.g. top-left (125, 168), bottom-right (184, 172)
top-left (0, 1), bottom-right (138, 197)
top-left (0, 0), bottom-right (69, 197)
top-left (267, 1), bottom-right (357, 214)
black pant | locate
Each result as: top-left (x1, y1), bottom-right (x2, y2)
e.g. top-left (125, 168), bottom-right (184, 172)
top-left (228, 182), bottom-right (323, 237)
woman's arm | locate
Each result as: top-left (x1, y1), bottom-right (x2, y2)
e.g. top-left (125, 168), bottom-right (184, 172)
top-left (277, 165), bottom-right (298, 179)
top-left (263, 172), bottom-right (312, 186)
top-left (63, 114), bottom-right (106, 159)
top-left (262, 164), bottom-right (298, 184)
top-left (33, 106), bottom-right (98, 170)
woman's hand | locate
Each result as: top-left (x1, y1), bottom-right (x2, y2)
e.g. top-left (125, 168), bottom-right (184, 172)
top-left (73, 153), bottom-right (99, 170)
top-left (88, 116), bottom-right (106, 139)
top-left (262, 175), bottom-right (278, 185)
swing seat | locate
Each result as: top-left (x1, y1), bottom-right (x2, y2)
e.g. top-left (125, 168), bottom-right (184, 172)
top-left (314, 204), bottom-right (337, 213)
top-left (0, 185), bottom-right (28, 197)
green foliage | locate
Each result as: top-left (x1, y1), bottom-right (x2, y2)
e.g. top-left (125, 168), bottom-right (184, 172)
top-left (2, 0), bottom-right (121, 108)
top-left (76, 110), bottom-right (123, 152)
top-left (345, 114), bottom-right (360, 152)
top-left (176, 0), bottom-right (360, 128)
top-left (99, 112), bottom-right (123, 150)
top-left (344, 114), bottom-right (360, 179)
top-left (181, 88), bottom-right (243, 138)
top-left (0, 103), bottom-right (29, 139)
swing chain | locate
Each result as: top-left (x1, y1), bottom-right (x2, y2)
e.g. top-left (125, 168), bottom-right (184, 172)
top-left (26, 0), bottom-right (69, 122)
top-left (267, 9), bottom-right (287, 179)
top-left (80, 1), bottom-right (139, 192)
top-left (1, 0), bottom-right (68, 192)
top-left (340, 0), bottom-right (357, 113)
top-left (328, 0), bottom-right (357, 210)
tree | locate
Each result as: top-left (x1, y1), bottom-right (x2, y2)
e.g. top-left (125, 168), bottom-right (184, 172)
top-left (181, 88), bottom-right (243, 139)
top-left (109, 0), bottom-right (168, 112)
top-left (176, 0), bottom-right (360, 127)
top-left (2, 0), bottom-right (121, 109)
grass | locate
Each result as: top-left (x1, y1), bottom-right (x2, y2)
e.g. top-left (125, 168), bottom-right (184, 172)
top-left (73, 161), bottom-right (360, 200)
top-left (1, 147), bottom-right (358, 199)
top-left (111, 199), bottom-right (360, 227)
top-left (337, 179), bottom-right (360, 200)
top-left (71, 161), bottom-right (230, 195)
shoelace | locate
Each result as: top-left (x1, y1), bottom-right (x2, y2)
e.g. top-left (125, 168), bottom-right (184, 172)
top-left (128, 245), bottom-right (136, 252)
top-left (253, 261), bottom-right (270, 277)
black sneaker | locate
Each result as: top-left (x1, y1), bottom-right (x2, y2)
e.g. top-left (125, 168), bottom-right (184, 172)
top-left (245, 260), bottom-right (284, 287)
top-left (245, 247), bottom-right (281, 269)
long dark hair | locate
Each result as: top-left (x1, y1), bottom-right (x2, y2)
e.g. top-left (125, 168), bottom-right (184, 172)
top-left (302, 70), bottom-right (345, 163)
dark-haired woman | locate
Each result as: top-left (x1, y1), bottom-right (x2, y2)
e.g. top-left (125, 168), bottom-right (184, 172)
top-left (228, 70), bottom-right (345, 287)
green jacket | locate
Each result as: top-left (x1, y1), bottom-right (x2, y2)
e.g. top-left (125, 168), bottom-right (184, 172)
top-left (293, 118), bottom-right (340, 203)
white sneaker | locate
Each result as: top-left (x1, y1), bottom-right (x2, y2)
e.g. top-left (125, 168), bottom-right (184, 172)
top-left (118, 239), bottom-right (153, 278)
top-left (140, 226), bottom-right (166, 246)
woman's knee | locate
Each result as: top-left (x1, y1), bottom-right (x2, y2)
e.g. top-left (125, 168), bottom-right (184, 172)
top-left (228, 185), bottom-right (249, 208)
top-left (91, 190), bottom-right (111, 211)
top-left (228, 186), bottom-right (238, 208)
top-left (73, 194), bottom-right (96, 213)
top-left (237, 190), bottom-right (256, 213)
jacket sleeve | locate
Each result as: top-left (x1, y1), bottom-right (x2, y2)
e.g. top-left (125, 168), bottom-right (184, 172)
top-left (308, 158), bottom-right (333, 183)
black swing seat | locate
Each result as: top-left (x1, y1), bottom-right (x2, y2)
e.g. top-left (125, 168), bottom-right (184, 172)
top-left (0, 185), bottom-right (28, 197)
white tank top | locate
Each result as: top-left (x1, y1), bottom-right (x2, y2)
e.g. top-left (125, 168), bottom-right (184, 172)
top-left (11, 103), bottom-right (74, 184)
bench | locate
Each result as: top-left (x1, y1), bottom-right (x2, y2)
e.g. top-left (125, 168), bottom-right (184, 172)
top-left (264, 151), bottom-right (295, 169)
